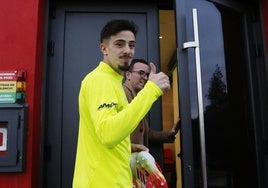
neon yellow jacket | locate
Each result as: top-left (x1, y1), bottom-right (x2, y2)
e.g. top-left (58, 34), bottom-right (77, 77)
top-left (73, 62), bottom-right (163, 188)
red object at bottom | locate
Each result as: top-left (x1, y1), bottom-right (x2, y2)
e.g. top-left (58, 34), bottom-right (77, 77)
top-left (133, 162), bottom-right (168, 188)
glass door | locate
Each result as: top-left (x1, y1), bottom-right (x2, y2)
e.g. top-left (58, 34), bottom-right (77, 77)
top-left (174, 0), bottom-right (260, 187)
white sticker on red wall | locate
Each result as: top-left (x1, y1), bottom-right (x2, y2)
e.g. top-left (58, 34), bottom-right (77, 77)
top-left (0, 128), bottom-right (7, 151)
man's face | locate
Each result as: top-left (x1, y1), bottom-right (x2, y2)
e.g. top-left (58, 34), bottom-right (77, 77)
top-left (100, 30), bottom-right (136, 74)
top-left (125, 62), bottom-right (150, 93)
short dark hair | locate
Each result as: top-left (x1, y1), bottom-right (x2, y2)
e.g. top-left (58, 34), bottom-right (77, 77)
top-left (129, 58), bottom-right (150, 72)
top-left (100, 19), bottom-right (138, 42)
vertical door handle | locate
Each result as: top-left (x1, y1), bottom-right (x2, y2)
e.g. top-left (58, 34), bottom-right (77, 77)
top-left (183, 8), bottom-right (208, 188)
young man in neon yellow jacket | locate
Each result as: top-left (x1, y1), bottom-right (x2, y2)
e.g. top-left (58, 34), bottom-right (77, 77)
top-left (72, 19), bottom-right (171, 188)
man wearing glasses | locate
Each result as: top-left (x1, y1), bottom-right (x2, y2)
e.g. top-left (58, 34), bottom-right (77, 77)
top-left (123, 58), bottom-right (180, 152)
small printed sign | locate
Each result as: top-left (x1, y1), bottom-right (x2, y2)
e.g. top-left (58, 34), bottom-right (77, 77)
top-left (0, 71), bottom-right (18, 81)
top-left (0, 93), bottom-right (16, 103)
top-left (0, 81), bottom-right (17, 92)
top-left (0, 70), bottom-right (26, 103)
top-left (0, 81), bottom-right (17, 103)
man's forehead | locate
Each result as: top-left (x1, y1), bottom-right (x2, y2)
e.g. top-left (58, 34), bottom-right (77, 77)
top-left (134, 63), bottom-right (149, 69)
top-left (111, 31), bottom-right (135, 40)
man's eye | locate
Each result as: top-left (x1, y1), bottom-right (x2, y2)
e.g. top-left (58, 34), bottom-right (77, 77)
top-left (129, 44), bottom-right (135, 49)
top-left (139, 71), bottom-right (146, 75)
top-left (116, 42), bottom-right (124, 47)
top-left (129, 42), bottom-right (135, 48)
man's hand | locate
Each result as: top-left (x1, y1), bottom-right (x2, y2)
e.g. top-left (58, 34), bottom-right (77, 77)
top-left (149, 63), bottom-right (170, 91)
top-left (172, 119), bottom-right (181, 134)
top-left (167, 119), bottom-right (181, 143)
top-left (131, 144), bottom-right (148, 153)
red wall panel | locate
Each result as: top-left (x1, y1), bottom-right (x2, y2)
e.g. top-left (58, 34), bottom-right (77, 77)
top-left (0, 0), bottom-right (45, 187)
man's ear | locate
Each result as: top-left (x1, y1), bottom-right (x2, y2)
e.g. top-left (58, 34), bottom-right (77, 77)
top-left (125, 71), bottom-right (131, 79)
top-left (100, 43), bottom-right (107, 55)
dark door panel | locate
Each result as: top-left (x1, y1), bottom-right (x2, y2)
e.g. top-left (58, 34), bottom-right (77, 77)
top-left (174, 0), bottom-right (266, 187)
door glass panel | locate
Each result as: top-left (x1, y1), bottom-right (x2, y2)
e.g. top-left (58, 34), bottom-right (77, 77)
top-left (187, 2), bottom-right (228, 186)
top-left (184, 0), bottom-right (257, 187)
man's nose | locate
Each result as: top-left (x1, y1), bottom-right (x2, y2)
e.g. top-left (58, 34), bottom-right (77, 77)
top-left (123, 44), bottom-right (133, 52)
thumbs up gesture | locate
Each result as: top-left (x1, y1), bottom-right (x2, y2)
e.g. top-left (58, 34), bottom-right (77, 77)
top-left (149, 62), bottom-right (170, 91)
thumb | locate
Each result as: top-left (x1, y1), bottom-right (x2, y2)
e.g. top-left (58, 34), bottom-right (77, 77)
top-left (150, 62), bottom-right (157, 74)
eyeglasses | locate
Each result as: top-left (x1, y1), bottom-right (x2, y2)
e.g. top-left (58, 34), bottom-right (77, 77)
top-left (130, 70), bottom-right (150, 78)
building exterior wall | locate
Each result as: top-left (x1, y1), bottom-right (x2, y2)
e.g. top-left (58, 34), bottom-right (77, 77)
top-left (0, 0), bottom-right (267, 187)
top-left (0, 0), bottom-right (45, 187)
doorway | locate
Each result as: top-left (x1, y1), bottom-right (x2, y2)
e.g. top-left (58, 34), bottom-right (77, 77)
top-left (43, 1), bottom-right (162, 188)
top-left (42, 0), bottom-right (268, 188)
